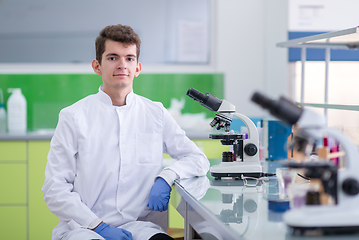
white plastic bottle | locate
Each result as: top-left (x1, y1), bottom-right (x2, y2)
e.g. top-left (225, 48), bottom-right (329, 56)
top-left (0, 88), bottom-right (6, 133)
top-left (7, 88), bottom-right (27, 134)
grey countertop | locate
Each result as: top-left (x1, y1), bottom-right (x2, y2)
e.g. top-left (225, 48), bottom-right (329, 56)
top-left (0, 130), bottom-right (213, 141)
top-left (0, 129), bottom-right (55, 140)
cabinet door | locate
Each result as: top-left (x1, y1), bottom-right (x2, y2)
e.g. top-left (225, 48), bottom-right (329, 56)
top-left (0, 141), bottom-right (26, 161)
top-left (0, 164), bottom-right (26, 204)
top-left (28, 141), bottom-right (58, 240)
top-left (0, 141), bottom-right (27, 239)
top-left (0, 141), bottom-right (27, 204)
top-left (0, 206), bottom-right (27, 239)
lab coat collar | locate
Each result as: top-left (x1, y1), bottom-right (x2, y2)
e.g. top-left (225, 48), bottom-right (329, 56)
top-left (97, 85), bottom-right (134, 107)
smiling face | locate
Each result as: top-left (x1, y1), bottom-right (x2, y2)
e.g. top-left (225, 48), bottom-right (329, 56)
top-left (92, 39), bottom-right (142, 95)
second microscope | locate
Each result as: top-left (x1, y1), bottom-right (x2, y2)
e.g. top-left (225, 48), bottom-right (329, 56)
top-left (187, 88), bottom-right (263, 180)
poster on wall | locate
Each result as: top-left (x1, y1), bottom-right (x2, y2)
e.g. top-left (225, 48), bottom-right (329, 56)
top-left (289, 0), bottom-right (359, 32)
top-left (177, 20), bottom-right (209, 63)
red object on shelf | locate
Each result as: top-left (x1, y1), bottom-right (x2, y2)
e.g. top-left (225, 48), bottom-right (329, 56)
top-left (323, 137), bottom-right (328, 147)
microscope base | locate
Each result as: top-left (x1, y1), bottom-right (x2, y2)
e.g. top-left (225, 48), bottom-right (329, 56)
top-left (211, 172), bottom-right (262, 180)
top-left (285, 207), bottom-right (359, 235)
top-left (210, 161), bottom-right (263, 180)
top-left (290, 225), bottom-right (359, 236)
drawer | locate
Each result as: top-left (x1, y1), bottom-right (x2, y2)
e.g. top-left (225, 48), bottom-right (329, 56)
top-left (0, 141), bottom-right (27, 161)
top-left (0, 164), bottom-right (26, 204)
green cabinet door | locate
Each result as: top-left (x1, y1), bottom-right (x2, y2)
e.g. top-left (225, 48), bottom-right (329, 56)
top-left (28, 141), bottom-right (58, 240)
top-left (0, 164), bottom-right (26, 204)
top-left (0, 141), bottom-right (27, 239)
top-left (0, 206), bottom-right (27, 240)
top-left (0, 141), bottom-right (27, 162)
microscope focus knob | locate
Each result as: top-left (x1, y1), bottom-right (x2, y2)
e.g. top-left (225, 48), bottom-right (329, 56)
top-left (244, 199), bottom-right (257, 213)
top-left (244, 143), bottom-right (258, 156)
top-left (342, 178), bottom-right (359, 195)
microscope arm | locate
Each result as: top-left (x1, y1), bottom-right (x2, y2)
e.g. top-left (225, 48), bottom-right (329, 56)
top-left (325, 128), bottom-right (359, 178)
top-left (296, 106), bottom-right (326, 141)
top-left (232, 113), bottom-right (259, 145)
top-left (226, 112), bottom-right (260, 162)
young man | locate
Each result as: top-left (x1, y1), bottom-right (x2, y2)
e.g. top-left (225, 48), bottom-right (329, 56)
top-left (42, 24), bottom-right (209, 240)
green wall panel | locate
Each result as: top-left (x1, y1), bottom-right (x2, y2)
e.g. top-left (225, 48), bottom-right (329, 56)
top-left (134, 73), bottom-right (224, 115)
top-left (0, 73), bottom-right (223, 131)
top-left (0, 74), bottom-right (102, 131)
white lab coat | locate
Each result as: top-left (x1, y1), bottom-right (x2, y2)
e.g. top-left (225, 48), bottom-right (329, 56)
top-left (42, 86), bottom-right (210, 239)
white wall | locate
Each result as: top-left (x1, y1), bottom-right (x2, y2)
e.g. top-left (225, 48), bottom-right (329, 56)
top-left (0, 0), bottom-right (289, 118)
top-left (214, 0), bottom-right (288, 117)
top-left (0, 0), bottom-right (209, 64)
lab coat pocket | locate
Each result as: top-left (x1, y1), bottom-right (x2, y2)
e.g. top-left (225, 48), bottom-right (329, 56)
top-left (136, 133), bottom-right (162, 165)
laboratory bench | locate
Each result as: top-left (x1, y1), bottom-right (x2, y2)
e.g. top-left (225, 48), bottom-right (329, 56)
top-left (171, 160), bottom-right (359, 240)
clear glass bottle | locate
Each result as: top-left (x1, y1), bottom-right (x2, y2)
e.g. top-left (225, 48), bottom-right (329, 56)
top-left (0, 89), bottom-right (6, 133)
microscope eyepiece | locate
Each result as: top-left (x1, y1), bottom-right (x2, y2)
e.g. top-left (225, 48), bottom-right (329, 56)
top-left (186, 88), bottom-right (206, 102)
top-left (251, 92), bottom-right (277, 110)
top-left (251, 92), bottom-right (303, 125)
top-left (187, 88), bottom-right (222, 112)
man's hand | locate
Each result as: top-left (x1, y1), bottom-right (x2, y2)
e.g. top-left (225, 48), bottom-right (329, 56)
top-left (94, 222), bottom-right (133, 240)
top-left (147, 177), bottom-right (172, 212)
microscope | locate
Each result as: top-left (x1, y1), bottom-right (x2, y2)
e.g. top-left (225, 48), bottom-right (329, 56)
top-left (252, 92), bottom-right (359, 235)
top-left (186, 88), bottom-right (263, 179)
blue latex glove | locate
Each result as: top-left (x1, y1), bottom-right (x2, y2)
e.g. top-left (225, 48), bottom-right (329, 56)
top-left (147, 177), bottom-right (172, 212)
top-left (94, 222), bottom-right (133, 240)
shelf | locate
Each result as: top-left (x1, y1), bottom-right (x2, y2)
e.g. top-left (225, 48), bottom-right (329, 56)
top-left (277, 26), bottom-right (359, 49)
top-left (296, 102), bottom-right (359, 111)
top-left (277, 26), bottom-right (359, 124)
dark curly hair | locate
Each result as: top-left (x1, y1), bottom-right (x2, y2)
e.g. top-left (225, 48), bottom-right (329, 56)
top-left (95, 24), bottom-right (141, 64)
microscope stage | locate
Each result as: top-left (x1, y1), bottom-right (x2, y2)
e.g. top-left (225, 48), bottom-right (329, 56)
top-left (210, 161), bottom-right (263, 179)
